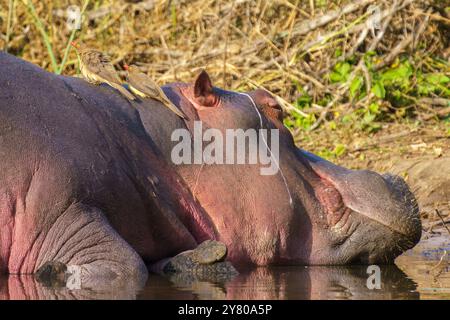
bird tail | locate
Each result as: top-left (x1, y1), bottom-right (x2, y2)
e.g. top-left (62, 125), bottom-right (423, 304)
top-left (160, 95), bottom-right (187, 119)
top-left (110, 82), bottom-right (136, 101)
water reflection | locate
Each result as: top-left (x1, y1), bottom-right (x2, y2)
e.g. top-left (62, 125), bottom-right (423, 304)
top-left (395, 235), bottom-right (450, 300)
top-left (0, 235), bottom-right (449, 300)
top-left (0, 265), bottom-right (418, 300)
top-left (139, 265), bottom-right (419, 300)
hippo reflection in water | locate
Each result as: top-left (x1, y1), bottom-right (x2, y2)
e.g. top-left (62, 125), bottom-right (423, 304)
top-left (0, 52), bottom-right (421, 291)
top-left (0, 265), bottom-right (419, 299)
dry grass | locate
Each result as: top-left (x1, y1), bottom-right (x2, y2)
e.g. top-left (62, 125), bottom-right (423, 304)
top-left (0, 1), bottom-right (447, 101)
top-left (0, 0), bottom-right (449, 146)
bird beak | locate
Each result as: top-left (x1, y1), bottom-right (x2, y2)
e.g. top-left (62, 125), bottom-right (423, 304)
top-left (123, 64), bottom-right (129, 71)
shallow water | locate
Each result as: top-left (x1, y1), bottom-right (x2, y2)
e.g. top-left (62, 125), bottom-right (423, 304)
top-left (0, 235), bottom-right (449, 300)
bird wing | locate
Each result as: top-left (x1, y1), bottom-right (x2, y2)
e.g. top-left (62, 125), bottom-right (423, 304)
top-left (128, 72), bottom-right (160, 97)
top-left (129, 72), bottom-right (186, 118)
top-left (83, 51), bottom-right (122, 85)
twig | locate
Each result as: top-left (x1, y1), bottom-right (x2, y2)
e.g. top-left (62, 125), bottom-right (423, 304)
top-left (291, 0), bottom-right (377, 37)
top-left (429, 250), bottom-right (448, 279)
top-left (419, 98), bottom-right (450, 107)
top-left (368, 0), bottom-right (399, 52)
top-left (351, 129), bottom-right (417, 152)
top-left (435, 209), bottom-right (450, 236)
top-left (303, 12), bottom-right (370, 52)
top-left (426, 217), bottom-right (450, 233)
top-left (344, 27), bottom-right (369, 61)
top-left (413, 8), bottom-right (433, 49)
top-left (345, 0), bottom-right (417, 36)
top-left (421, 106), bottom-right (450, 120)
top-left (360, 60), bottom-right (372, 94)
top-left (430, 250), bottom-right (448, 270)
top-left (375, 8), bottom-right (431, 70)
top-left (160, 34), bottom-right (177, 81)
top-left (223, 1), bottom-right (236, 88)
top-left (289, 68), bottom-right (325, 90)
top-left (193, 5), bottom-right (235, 59)
top-left (309, 0), bottom-right (315, 17)
top-left (308, 92), bottom-right (342, 131)
top-left (244, 78), bottom-right (309, 117)
top-left (86, 7), bottom-right (110, 20)
top-left (321, 0), bottom-right (405, 74)
top-left (283, 0), bottom-right (299, 66)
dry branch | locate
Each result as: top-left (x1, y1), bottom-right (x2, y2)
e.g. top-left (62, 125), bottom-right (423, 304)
top-left (0, 0), bottom-right (447, 130)
top-left (291, 0), bottom-right (377, 36)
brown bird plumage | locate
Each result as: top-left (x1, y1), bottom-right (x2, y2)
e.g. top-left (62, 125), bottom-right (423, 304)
top-left (71, 41), bottom-right (135, 100)
top-left (124, 64), bottom-right (187, 119)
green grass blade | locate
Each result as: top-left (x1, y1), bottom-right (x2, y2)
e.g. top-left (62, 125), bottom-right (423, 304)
top-left (5, 0), bottom-right (15, 52)
top-left (22, 0), bottom-right (58, 72)
top-left (57, 0), bottom-right (91, 75)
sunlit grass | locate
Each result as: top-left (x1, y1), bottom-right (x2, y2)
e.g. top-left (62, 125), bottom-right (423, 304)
top-left (57, 0), bottom-right (90, 74)
top-left (20, 0), bottom-right (90, 74)
top-left (5, 0), bottom-right (15, 52)
top-left (21, 0), bottom-right (58, 72)
top-left (2, 0), bottom-right (448, 132)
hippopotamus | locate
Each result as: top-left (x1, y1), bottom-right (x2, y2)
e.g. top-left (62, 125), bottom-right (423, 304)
top-left (0, 52), bottom-right (421, 289)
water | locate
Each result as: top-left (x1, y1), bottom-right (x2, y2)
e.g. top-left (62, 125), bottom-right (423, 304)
top-left (0, 235), bottom-right (449, 300)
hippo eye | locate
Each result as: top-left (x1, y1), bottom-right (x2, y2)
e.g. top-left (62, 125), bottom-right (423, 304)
top-left (261, 100), bottom-right (283, 121)
top-left (266, 100), bottom-right (282, 111)
top-left (248, 89), bottom-right (284, 121)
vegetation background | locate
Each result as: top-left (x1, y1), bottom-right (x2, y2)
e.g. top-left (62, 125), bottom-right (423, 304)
top-left (0, 0), bottom-right (449, 186)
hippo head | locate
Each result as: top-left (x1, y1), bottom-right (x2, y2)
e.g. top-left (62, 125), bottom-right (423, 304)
top-left (145, 71), bottom-right (421, 266)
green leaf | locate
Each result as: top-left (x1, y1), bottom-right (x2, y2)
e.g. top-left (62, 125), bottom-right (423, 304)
top-left (295, 94), bottom-right (312, 109)
top-left (333, 144), bottom-right (346, 157)
top-left (330, 71), bottom-right (343, 83)
top-left (330, 62), bottom-right (352, 83)
top-left (328, 121), bottom-right (337, 130)
top-left (367, 123), bottom-right (381, 133)
top-left (368, 103), bottom-right (380, 114)
top-left (318, 149), bottom-right (333, 161)
top-left (342, 114), bottom-right (353, 124)
top-left (381, 61), bottom-right (413, 85)
top-left (363, 112), bottom-right (376, 124)
top-left (336, 62), bottom-right (351, 77)
top-left (371, 81), bottom-right (386, 99)
top-left (350, 76), bottom-right (363, 98)
top-left (284, 113), bottom-right (317, 131)
top-left (425, 73), bottom-right (449, 85)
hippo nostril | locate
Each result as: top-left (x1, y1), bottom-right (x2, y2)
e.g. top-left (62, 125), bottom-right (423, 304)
top-left (382, 173), bottom-right (421, 243)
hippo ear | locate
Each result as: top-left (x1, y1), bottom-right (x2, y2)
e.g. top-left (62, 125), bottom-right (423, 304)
top-left (193, 70), bottom-right (217, 107)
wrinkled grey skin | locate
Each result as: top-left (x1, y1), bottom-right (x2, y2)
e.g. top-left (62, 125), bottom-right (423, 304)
top-left (0, 53), bottom-right (421, 291)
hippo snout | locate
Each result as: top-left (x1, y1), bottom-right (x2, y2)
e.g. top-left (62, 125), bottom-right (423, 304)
top-left (299, 149), bottom-right (421, 263)
top-left (381, 173), bottom-right (421, 244)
